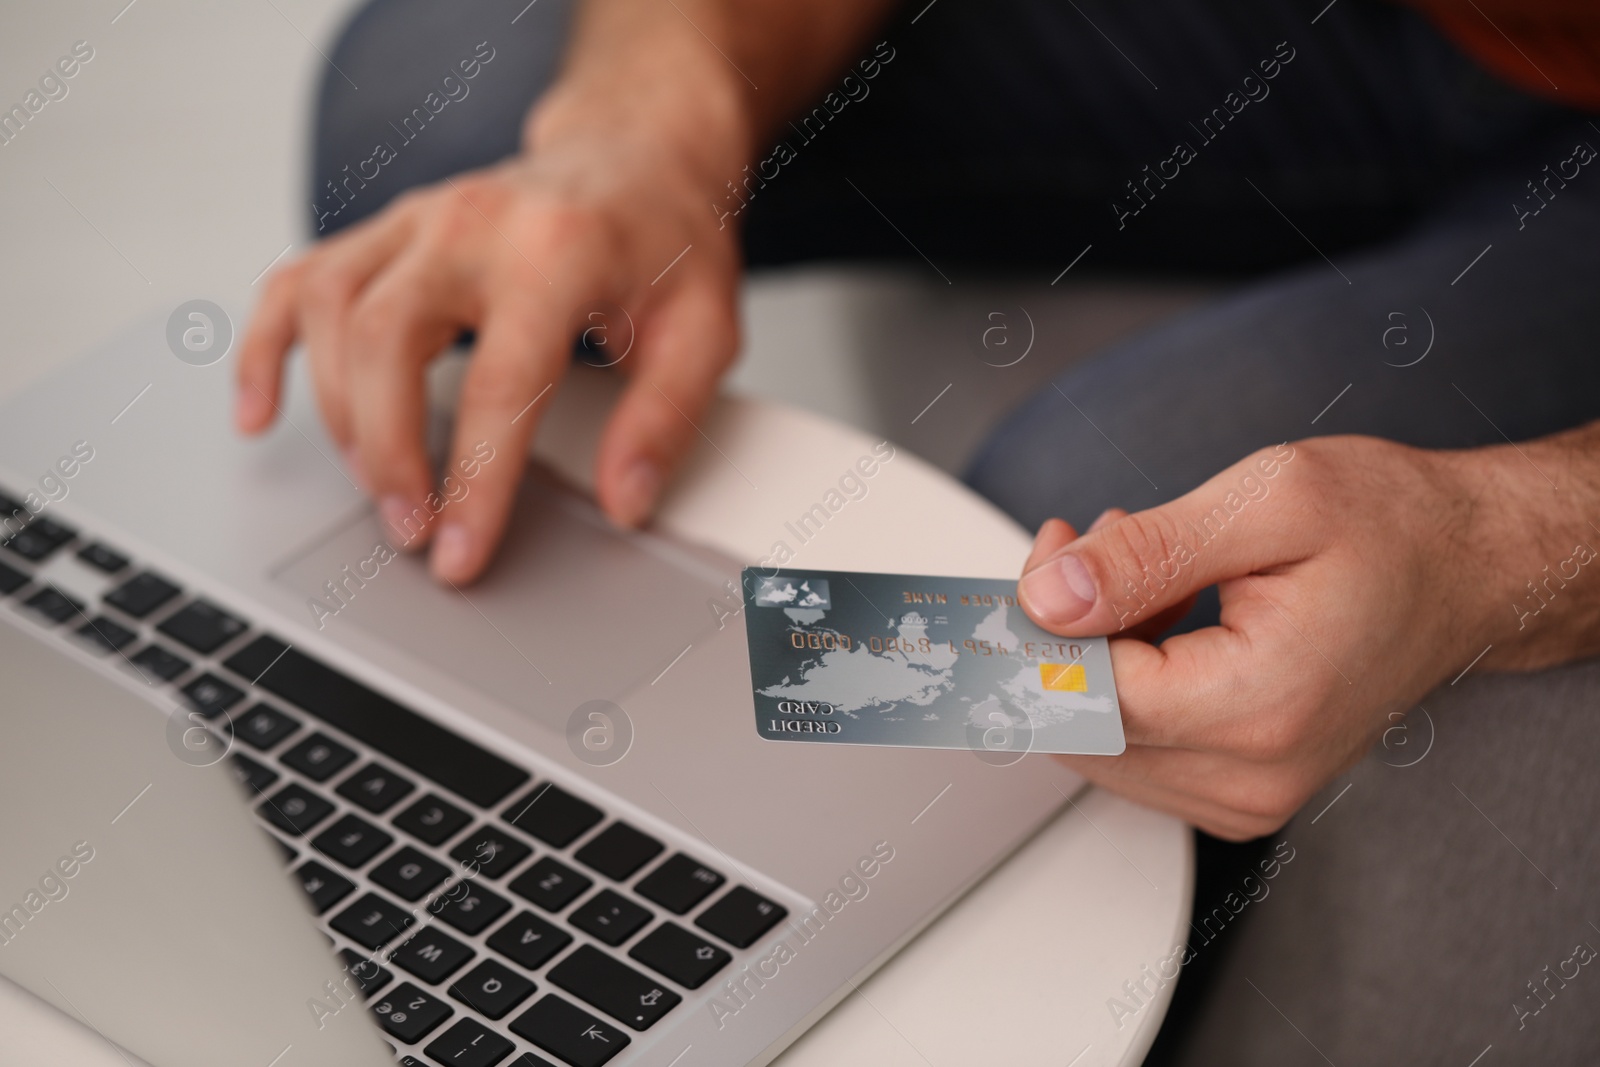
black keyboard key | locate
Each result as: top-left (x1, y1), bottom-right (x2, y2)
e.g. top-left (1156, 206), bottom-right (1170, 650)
top-left (371, 846), bottom-right (451, 901)
top-left (449, 958), bottom-right (535, 1020)
top-left (486, 911), bottom-right (572, 971)
top-left (22, 586), bottom-right (83, 624)
top-left (504, 784), bottom-right (603, 849)
top-left (294, 860), bottom-right (355, 914)
top-left (336, 762), bottom-right (415, 814)
top-left (372, 982), bottom-right (453, 1044)
top-left (568, 890), bottom-right (650, 947)
top-left (573, 823), bottom-right (662, 882)
top-left (230, 704), bottom-right (300, 750)
top-left (0, 559), bottom-right (28, 595)
top-left (104, 570), bottom-right (181, 618)
top-left (332, 892), bottom-right (418, 950)
top-left (509, 995), bottom-right (629, 1067)
top-left (393, 925), bottom-right (475, 984)
top-left (425, 1018), bottom-right (515, 1067)
top-left (628, 923), bottom-right (732, 989)
top-left (394, 793), bottom-right (472, 846)
top-left (313, 813), bottom-right (394, 869)
top-left (339, 948), bottom-right (394, 997)
top-left (76, 542), bottom-right (128, 573)
top-left (157, 599), bottom-right (248, 654)
top-left (548, 945), bottom-right (681, 1031)
top-left (451, 826), bottom-right (532, 880)
top-left (429, 879), bottom-right (512, 936)
top-left (224, 636), bottom-right (530, 807)
top-left (227, 752), bottom-right (278, 795)
top-left (180, 672), bottom-right (246, 718)
top-left (3, 516), bottom-right (75, 561)
top-left (509, 858), bottom-right (592, 914)
top-left (258, 783), bottom-right (335, 836)
top-left (633, 854), bottom-right (725, 915)
top-left (695, 886), bottom-right (787, 948)
top-left (75, 615), bottom-right (136, 653)
top-left (129, 643), bottom-right (190, 682)
top-left (271, 836), bottom-right (299, 864)
top-left (280, 732), bottom-right (357, 782)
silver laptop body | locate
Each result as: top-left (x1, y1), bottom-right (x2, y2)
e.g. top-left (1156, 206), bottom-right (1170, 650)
top-left (0, 309), bottom-right (1080, 1067)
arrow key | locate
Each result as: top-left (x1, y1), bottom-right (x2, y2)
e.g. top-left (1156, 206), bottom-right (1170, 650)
top-left (510, 994), bottom-right (630, 1067)
top-left (548, 945), bottom-right (681, 1030)
top-left (628, 922), bottom-right (732, 989)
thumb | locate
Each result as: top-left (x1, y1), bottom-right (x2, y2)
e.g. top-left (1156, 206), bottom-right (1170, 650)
top-left (1017, 445), bottom-right (1309, 635)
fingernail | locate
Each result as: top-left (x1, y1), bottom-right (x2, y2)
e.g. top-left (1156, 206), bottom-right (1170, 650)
top-left (1087, 509), bottom-right (1115, 533)
top-left (431, 523), bottom-right (475, 580)
top-left (382, 495), bottom-right (424, 548)
top-left (1019, 553), bottom-right (1098, 626)
top-left (615, 460), bottom-right (661, 527)
top-left (234, 385), bottom-right (269, 429)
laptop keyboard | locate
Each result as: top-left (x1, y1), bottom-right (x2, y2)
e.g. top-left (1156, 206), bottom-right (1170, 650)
top-left (0, 490), bottom-right (790, 1067)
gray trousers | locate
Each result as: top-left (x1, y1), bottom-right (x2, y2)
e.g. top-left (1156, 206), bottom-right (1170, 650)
top-left (311, 0), bottom-right (1600, 1060)
top-left (1159, 661), bottom-right (1600, 1064)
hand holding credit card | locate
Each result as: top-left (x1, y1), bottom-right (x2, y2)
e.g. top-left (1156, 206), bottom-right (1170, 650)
top-left (741, 567), bottom-right (1125, 756)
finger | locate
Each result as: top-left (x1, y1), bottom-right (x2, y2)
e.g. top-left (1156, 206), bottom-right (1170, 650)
top-left (1105, 603), bottom-right (1346, 766)
top-left (1018, 443), bottom-right (1310, 635)
top-left (1028, 512), bottom-right (1148, 625)
top-left (1055, 751), bottom-right (1279, 842)
top-left (344, 244), bottom-right (476, 551)
top-left (1058, 756), bottom-right (1244, 837)
top-left (1023, 509), bottom-right (1123, 575)
top-left (1055, 745), bottom-right (1312, 841)
top-left (1023, 518), bottom-right (1079, 574)
top-left (430, 303), bottom-right (570, 582)
top-left (593, 279), bottom-right (739, 527)
top-left (297, 217), bottom-right (418, 448)
top-left (235, 259), bottom-right (310, 433)
top-left (1101, 629), bottom-right (1261, 749)
top-left (1121, 592), bottom-right (1199, 643)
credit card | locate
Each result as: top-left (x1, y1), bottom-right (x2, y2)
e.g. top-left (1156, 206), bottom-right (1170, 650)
top-left (740, 567), bottom-right (1125, 756)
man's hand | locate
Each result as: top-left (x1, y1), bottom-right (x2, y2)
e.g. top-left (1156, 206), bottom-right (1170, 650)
top-left (235, 89), bottom-right (744, 584)
top-left (234, 0), bottom-right (899, 584)
top-left (1016, 433), bottom-right (1600, 841)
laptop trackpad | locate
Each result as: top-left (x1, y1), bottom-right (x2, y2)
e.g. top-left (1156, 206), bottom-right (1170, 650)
top-left (268, 471), bottom-right (733, 730)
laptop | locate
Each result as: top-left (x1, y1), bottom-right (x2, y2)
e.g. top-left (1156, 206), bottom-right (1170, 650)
top-left (0, 307), bottom-right (1080, 1067)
